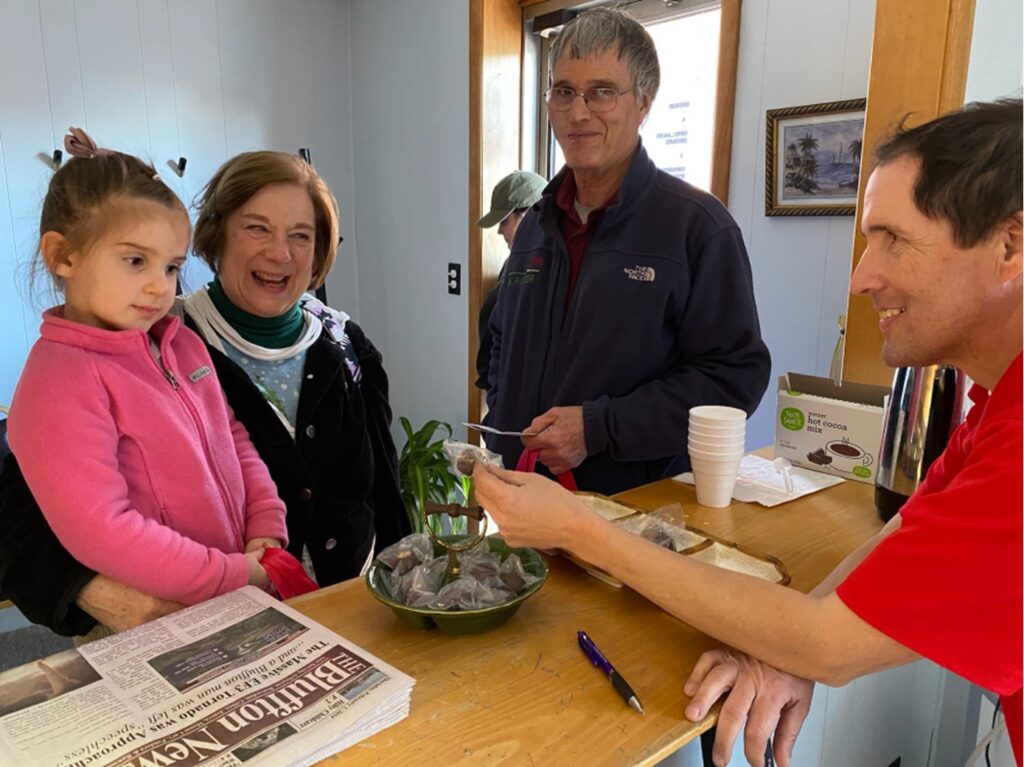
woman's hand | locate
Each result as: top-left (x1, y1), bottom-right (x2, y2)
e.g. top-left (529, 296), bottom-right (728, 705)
top-left (76, 575), bottom-right (184, 632)
top-left (471, 463), bottom-right (592, 551)
top-left (245, 537), bottom-right (282, 554)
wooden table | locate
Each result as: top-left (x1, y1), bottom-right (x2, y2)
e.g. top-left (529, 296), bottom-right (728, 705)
top-left (289, 466), bottom-right (883, 766)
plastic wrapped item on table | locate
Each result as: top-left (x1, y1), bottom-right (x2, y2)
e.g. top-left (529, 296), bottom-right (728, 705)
top-left (499, 553), bottom-right (540, 593)
top-left (403, 556), bottom-right (449, 607)
top-left (429, 577), bottom-right (514, 611)
top-left (458, 551), bottom-right (501, 583)
top-left (376, 533), bottom-right (433, 575)
top-left (375, 533), bottom-right (543, 612)
top-left (615, 503), bottom-right (708, 553)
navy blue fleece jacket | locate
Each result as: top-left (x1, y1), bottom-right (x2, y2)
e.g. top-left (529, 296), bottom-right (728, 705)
top-left (485, 144), bottom-right (771, 495)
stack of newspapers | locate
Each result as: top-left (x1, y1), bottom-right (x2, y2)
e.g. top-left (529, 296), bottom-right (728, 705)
top-left (0, 587), bottom-right (414, 767)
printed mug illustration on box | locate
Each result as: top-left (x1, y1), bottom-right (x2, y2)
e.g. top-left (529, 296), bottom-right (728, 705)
top-left (824, 438), bottom-right (873, 477)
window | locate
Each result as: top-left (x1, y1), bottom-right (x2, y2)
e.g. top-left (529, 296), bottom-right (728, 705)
top-left (529, 0), bottom-right (723, 192)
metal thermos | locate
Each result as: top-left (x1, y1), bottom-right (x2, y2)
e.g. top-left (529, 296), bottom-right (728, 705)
top-left (875, 365), bottom-right (967, 522)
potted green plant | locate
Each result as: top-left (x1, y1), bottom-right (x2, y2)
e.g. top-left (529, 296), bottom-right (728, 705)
top-left (397, 418), bottom-right (470, 536)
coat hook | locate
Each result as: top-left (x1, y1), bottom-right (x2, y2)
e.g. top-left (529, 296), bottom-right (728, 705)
top-left (175, 157), bottom-right (187, 176)
top-left (52, 149), bottom-right (63, 168)
top-left (298, 148), bottom-right (311, 164)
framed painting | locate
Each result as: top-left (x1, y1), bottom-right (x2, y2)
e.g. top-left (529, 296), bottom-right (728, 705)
top-left (765, 99), bottom-right (867, 216)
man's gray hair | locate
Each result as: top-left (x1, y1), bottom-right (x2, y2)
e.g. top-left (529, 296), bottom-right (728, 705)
top-left (549, 8), bottom-right (660, 102)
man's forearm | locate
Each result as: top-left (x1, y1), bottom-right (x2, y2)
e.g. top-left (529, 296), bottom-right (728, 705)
top-left (572, 514), bottom-right (915, 685)
top-left (76, 575), bottom-right (184, 632)
top-left (810, 514), bottom-right (900, 597)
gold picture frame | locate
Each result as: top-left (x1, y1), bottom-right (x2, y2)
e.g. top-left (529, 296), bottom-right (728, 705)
top-left (765, 98), bottom-right (867, 216)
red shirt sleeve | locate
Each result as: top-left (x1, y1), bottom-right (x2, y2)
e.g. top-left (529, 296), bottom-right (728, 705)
top-left (836, 411), bottom-right (1022, 697)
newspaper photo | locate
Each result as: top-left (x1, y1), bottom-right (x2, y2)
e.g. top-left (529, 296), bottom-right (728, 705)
top-left (0, 587), bottom-right (414, 767)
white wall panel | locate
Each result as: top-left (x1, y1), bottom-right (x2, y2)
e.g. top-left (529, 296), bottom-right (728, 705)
top-left (348, 0), bottom-right (469, 442)
top-left (0, 0), bottom-right (355, 401)
top-left (0, 134), bottom-right (31, 408)
top-left (311, 0), bottom-right (359, 317)
top-left (165, 0), bottom-right (226, 290)
top-left (217, 0), bottom-right (316, 156)
top-left (38, 0), bottom-right (86, 135)
top-left (0, 0), bottom-right (56, 405)
top-left (137, 0), bottom-right (189, 206)
top-left (727, 0), bottom-right (875, 450)
top-left (73, 0), bottom-right (150, 156)
top-left (965, 0), bottom-right (1024, 102)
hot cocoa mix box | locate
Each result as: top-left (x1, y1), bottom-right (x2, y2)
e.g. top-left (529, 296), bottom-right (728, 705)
top-left (774, 373), bottom-right (889, 485)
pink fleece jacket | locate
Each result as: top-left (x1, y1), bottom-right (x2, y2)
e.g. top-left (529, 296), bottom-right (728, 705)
top-left (8, 309), bottom-right (288, 605)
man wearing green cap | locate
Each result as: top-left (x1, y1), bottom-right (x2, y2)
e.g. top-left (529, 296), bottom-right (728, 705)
top-left (475, 170), bottom-right (548, 390)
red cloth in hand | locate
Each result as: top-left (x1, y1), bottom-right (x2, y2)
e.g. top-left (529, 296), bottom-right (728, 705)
top-left (516, 448), bottom-right (578, 491)
top-left (260, 547), bottom-right (319, 599)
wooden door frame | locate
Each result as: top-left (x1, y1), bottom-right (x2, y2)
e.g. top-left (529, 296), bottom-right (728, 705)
top-left (841, 0), bottom-right (976, 386)
top-left (467, 0), bottom-right (523, 443)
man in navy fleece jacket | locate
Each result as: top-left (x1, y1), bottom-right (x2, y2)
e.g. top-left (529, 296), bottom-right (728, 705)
top-left (484, 8), bottom-right (771, 495)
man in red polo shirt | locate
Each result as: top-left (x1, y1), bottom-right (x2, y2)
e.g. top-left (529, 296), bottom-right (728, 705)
top-left (474, 98), bottom-right (1022, 766)
top-left (679, 99), bottom-right (1024, 766)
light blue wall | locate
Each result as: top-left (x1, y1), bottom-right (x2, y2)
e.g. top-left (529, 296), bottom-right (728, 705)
top-left (0, 0), bottom-right (356, 408)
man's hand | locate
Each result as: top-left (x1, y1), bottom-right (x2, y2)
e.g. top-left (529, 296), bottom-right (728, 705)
top-left (76, 575), bottom-right (184, 632)
top-left (683, 648), bottom-right (815, 767)
top-left (521, 406), bottom-right (587, 475)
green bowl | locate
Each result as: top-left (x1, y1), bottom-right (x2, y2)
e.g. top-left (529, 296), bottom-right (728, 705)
top-left (365, 534), bottom-right (548, 635)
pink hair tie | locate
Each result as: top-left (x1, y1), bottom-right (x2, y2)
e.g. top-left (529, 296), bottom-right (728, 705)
top-left (64, 126), bottom-right (111, 158)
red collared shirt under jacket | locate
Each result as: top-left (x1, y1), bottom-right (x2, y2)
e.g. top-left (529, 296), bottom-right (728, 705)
top-left (837, 353), bottom-right (1023, 764)
top-left (8, 309), bottom-right (288, 605)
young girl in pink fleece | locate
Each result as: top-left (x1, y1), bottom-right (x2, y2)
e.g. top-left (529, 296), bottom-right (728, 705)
top-left (8, 130), bottom-right (289, 612)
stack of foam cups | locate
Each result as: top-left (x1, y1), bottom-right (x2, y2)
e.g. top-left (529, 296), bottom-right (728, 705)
top-left (688, 405), bottom-right (747, 508)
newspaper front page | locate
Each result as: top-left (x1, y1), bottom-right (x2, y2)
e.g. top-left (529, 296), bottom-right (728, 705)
top-left (0, 587), bottom-right (414, 767)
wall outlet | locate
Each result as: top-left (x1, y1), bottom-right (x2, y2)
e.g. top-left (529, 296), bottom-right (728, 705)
top-left (447, 263), bottom-right (461, 295)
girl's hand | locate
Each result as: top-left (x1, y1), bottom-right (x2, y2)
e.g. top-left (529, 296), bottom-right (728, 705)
top-left (245, 537), bottom-right (282, 554)
top-left (471, 463), bottom-right (592, 552)
top-left (244, 548), bottom-right (272, 591)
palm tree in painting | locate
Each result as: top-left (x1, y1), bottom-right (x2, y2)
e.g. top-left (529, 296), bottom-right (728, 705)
top-left (797, 133), bottom-right (819, 157)
top-left (849, 138), bottom-right (863, 165)
top-left (785, 142), bottom-right (799, 172)
top-left (784, 132), bottom-right (819, 193)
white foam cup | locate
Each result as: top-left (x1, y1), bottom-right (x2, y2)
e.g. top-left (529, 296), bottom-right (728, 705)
top-left (689, 453), bottom-right (742, 475)
top-left (688, 433), bottom-right (746, 449)
top-left (688, 447), bottom-right (744, 463)
top-left (691, 469), bottom-right (738, 507)
top-left (688, 405), bottom-right (747, 426)
top-left (688, 437), bottom-right (744, 452)
top-left (688, 421), bottom-right (746, 436)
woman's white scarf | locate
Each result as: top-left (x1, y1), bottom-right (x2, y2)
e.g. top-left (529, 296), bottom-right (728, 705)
top-left (181, 288), bottom-right (321, 361)
top-left (177, 289), bottom-right (351, 438)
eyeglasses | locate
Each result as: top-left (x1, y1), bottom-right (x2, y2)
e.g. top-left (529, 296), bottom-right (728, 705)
top-left (544, 85), bottom-right (633, 113)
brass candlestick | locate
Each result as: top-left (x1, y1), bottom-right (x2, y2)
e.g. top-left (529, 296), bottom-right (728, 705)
top-left (422, 501), bottom-right (488, 578)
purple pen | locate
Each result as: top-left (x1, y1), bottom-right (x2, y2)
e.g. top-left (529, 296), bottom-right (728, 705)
top-left (577, 630), bottom-right (645, 715)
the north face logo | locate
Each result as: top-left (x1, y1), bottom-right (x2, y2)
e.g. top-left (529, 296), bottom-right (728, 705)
top-left (624, 265), bottom-right (656, 282)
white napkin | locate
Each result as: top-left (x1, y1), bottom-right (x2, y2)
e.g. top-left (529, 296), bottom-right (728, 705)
top-left (673, 454), bottom-right (844, 507)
